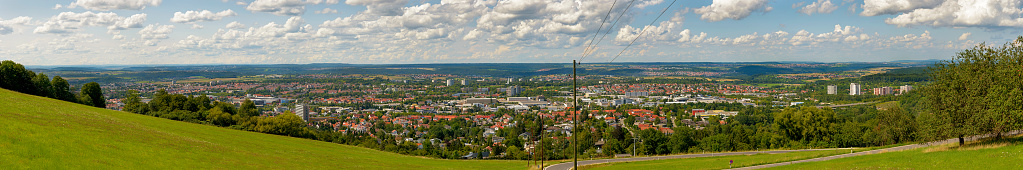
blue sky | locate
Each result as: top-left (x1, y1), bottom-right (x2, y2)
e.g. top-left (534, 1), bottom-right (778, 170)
top-left (1, 0), bottom-right (1021, 65)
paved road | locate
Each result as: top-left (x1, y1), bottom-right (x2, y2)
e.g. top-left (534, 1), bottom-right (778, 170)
top-left (543, 148), bottom-right (848, 170)
top-left (727, 130), bottom-right (1022, 170)
top-left (546, 130), bottom-right (1021, 170)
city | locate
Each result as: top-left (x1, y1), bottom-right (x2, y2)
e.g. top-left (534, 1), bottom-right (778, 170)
top-left (2, 0), bottom-right (1022, 169)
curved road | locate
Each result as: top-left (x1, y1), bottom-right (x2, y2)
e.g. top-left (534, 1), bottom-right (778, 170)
top-left (543, 148), bottom-right (848, 170)
top-left (544, 130), bottom-right (1014, 168)
top-left (727, 130), bottom-right (1022, 170)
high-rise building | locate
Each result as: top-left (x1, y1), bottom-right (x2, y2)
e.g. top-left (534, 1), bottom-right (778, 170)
top-left (849, 83), bottom-right (861, 95)
top-left (461, 79), bottom-right (467, 85)
top-left (900, 85), bottom-right (913, 94)
top-left (294, 103), bottom-right (309, 122)
top-left (827, 85), bottom-right (838, 95)
top-left (446, 79), bottom-right (454, 86)
top-left (873, 86), bottom-right (894, 95)
top-left (507, 85), bottom-right (524, 96)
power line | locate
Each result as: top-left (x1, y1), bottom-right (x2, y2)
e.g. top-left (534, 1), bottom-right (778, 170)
top-left (609, 0), bottom-right (677, 63)
top-left (579, 0), bottom-right (618, 61)
top-left (581, 0), bottom-right (637, 62)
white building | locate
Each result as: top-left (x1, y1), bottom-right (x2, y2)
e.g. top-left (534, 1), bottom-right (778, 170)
top-left (827, 85), bottom-right (838, 95)
top-left (294, 103), bottom-right (309, 122)
top-left (849, 83), bottom-right (861, 95)
top-left (446, 79), bottom-right (455, 86)
top-left (461, 79), bottom-right (467, 85)
top-left (900, 85), bottom-right (913, 94)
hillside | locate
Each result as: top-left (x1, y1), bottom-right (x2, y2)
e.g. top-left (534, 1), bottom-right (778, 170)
top-left (0, 89), bottom-right (526, 169)
top-left (764, 135), bottom-right (1023, 169)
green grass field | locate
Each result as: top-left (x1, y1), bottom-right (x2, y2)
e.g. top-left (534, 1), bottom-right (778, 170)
top-left (579, 149), bottom-right (864, 170)
top-left (765, 135), bottom-right (1023, 169)
top-left (0, 89), bottom-right (527, 169)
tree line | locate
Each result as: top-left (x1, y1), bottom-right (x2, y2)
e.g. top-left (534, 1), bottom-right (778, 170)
top-left (123, 89), bottom-right (312, 138)
top-left (1, 60), bottom-right (105, 108)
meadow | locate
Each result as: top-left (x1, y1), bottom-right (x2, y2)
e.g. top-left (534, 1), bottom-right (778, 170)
top-left (0, 89), bottom-right (528, 169)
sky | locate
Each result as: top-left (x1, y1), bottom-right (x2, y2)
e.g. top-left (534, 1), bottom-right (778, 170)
top-left (1, 0), bottom-right (1022, 65)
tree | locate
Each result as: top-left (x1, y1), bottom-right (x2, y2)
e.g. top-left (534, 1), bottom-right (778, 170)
top-left (773, 106), bottom-right (836, 143)
top-left (80, 82), bottom-right (105, 108)
top-left (32, 73), bottom-right (53, 98)
top-left (123, 90), bottom-right (146, 114)
top-left (50, 76), bottom-right (76, 103)
top-left (925, 37), bottom-right (1023, 146)
top-left (207, 107), bottom-right (235, 126)
top-left (874, 108), bottom-right (915, 145)
top-left (0, 60), bottom-right (37, 94)
top-left (239, 99), bottom-right (258, 117)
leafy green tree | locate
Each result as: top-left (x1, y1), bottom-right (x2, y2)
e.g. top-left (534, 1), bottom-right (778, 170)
top-left (50, 76), bottom-right (76, 103)
top-left (80, 82), bottom-right (105, 108)
top-left (239, 99), bottom-right (258, 117)
top-left (32, 73), bottom-right (53, 98)
top-left (638, 128), bottom-right (668, 155)
top-left (874, 108), bottom-right (915, 145)
top-left (925, 37), bottom-right (1023, 146)
top-left (123, 90), bottom-right (146, 114)
top-left (1, 61), bottom-right (32, 93)
top-left (207, 107), bottom-right (235, 126)
top-left (773, 106), bottom-right (836, 143)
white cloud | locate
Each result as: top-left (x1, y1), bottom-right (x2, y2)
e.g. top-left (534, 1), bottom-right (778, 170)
top-left (463, 29), bottom-right (482, 40)
top-left (883, 0), bottom-right (1023, 28)
top-left (246, 0), bottom-right (326, 16)
top-left (111, 13), bottom-right (147, 30)
top-left (1, 16), bottom-right (33, 25)
top-left (315, 8), bottom-right (340, 14)
top-left (33, 12), bottom-right (147, 34)
top-left (139, 24), bottom-right (174, 39)
top-left (860, 0), bottom-right (944, 16)
top-left (797, 0), bottom-right (838, 15)
top-left (635, 0), bottom-right (665, 9)
top-left (345, 0), bottom-right (411, 16)
top-left (0, 25), bottom-right (12, 35)
top-left (171, 9), bottom-right (238, 23)
top-left (226, 21), bottom-right (246, 29)
top-left (615, 21), bottom-right (680, 43)
top-left (53, 4), bottom-right (63, 9)
top-left (695, 0), bottom-right (772, 22)
top-left (958, 32), bottom-right (971, 40)
top-left (68, 0), bottom-right (162, 11)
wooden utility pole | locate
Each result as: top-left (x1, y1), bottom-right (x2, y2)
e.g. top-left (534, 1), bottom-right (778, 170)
top-left (573, 60), bottom-right (578, 169)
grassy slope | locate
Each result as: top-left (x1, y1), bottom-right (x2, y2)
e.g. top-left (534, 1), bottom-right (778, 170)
top-left (0, 89), bottom-right (526, 169)
top-left (765, 136), bottom-right (1023, 169)
top-left (579, 149), bottom-right (862, 170)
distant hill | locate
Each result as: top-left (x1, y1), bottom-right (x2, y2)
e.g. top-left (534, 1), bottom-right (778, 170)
top-left (860, 67), bottom-right (931, 82)
top-left (0, 89), bottom-right (526, 169)
top-left (733, 65), bottom-right (797, 76)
